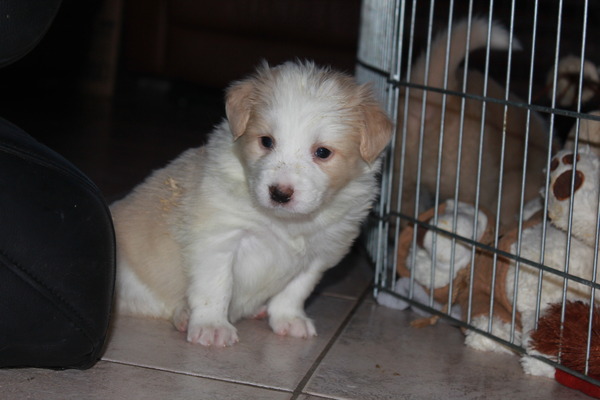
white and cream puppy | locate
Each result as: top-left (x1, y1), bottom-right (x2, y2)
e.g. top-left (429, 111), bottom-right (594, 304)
top-left (111, 61), bottom-right (392, 346)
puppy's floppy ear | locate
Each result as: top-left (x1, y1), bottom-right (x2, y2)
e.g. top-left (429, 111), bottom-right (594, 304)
top-left (358, 85), bottom-right (393, 163)
top-left (225, 79), bottom-right (254, 139)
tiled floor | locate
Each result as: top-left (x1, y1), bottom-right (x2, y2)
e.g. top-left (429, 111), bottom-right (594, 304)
top-left (1, 247), bottom-right (588, 400)
top-left (0, 80), bottom-right (591, 399)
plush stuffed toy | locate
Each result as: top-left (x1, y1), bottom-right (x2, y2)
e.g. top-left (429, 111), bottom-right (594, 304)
top-left (463, 147), bottom-right (600, 377)
top-left (382, 146), bottom-right (600, 379)
top-left (380, 195), bottom-right (544, 339)
top-left (377, 199), bottom-right (495, 326)
top-left (565, 109), bottom-right (600, 156)
top-left (546, 56), bottom-right (599, 108)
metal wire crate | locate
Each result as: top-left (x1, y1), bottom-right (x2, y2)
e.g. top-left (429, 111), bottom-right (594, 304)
top-left (358, 0), bottom-right (600, 386)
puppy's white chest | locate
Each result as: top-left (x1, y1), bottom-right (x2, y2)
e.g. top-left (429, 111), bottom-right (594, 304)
top-left (289, 235), bottom-right (306, 254)
top-left (235, 227), bottom-right (309, 278)
top-left (228, 226), bottom-right (310, 319)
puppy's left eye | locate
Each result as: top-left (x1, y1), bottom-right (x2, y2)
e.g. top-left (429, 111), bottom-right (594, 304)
top-left (314, 147), bottom-right (332, 160)
top-left (260, 136), bottom-right (274, 149)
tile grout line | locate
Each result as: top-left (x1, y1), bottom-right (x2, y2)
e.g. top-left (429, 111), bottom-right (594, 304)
top-left (99, 358), bottom-right (294, 395)
top-left (289, 284), bottom-right (373, 400)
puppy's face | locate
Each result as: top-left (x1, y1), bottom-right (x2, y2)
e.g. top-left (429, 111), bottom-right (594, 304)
top-left (226, 62), bottom-right (392, 216)
top-left (238, 99), bottom-right (361, 216)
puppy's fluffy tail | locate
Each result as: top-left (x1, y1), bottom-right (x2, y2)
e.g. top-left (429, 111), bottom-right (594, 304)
top-left (409, 18), bottom-right (521, 90)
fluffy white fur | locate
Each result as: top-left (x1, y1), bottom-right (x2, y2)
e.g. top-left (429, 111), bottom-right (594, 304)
top-left (463, 315), bottom-right (519, 356)
top-left (111, 61), bottom-right (392, 346)
top-left (407, 199), bottom-right (487, 289)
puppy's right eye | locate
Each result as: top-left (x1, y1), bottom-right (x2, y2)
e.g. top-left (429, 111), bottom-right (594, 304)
top-left (260, 136), bottom-right (274, 149)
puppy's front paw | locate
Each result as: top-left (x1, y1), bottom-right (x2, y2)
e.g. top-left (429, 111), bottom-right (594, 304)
top-left (186, 321), bottom-right (239, 347)
top-left (270, 315), bottom-right (317, 338)
top-left (172, 304), bottom-right (190, 332)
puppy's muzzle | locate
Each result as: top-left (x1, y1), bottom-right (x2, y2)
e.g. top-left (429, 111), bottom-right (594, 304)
top-left (269, 185), bottom-right (294, 204)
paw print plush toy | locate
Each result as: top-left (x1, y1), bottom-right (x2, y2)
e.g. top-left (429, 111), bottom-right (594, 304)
top-left (464, 148), bottom-right (600, 377)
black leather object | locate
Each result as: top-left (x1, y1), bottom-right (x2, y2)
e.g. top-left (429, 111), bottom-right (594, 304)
top-left (0, 0), bottom-right (115, 368)
top-left (0, 118), bottom-right (115, 369)
top-left (0, 0), bottom-right (62, 68)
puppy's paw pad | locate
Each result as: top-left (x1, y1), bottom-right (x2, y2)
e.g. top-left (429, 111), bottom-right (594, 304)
top-left (270, 316), bottom-right (317, 338)
top-left (172, 306), bottom-right (190, 332)
top-left (187, 323), bottom-right (239, 347)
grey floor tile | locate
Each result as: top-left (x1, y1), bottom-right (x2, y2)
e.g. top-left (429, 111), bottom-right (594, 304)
top-left (0, 361), bottom-right (290, 400)
top-left (304, 300), bottom-right (591, 400)
top-left (103, 295), bottom-right (356, 391)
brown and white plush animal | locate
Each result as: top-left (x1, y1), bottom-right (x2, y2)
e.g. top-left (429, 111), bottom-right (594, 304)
top-left (464, 148), bottom-right (600, 377)
top-left (394, 18), bottom-right (550, 227)
top-left (111, 61), bottom-right (392, 346)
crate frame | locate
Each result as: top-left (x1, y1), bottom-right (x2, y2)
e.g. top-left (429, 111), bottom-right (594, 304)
top-left (357, 0), bottom-right (600, 384)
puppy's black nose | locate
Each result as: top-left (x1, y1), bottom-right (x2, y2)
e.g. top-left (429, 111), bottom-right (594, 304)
top-left (269, 185), bottom-right (294, 204)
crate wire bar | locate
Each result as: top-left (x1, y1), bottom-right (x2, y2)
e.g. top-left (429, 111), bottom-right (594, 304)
top-left (358, 0), bottom-right (600, 386)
